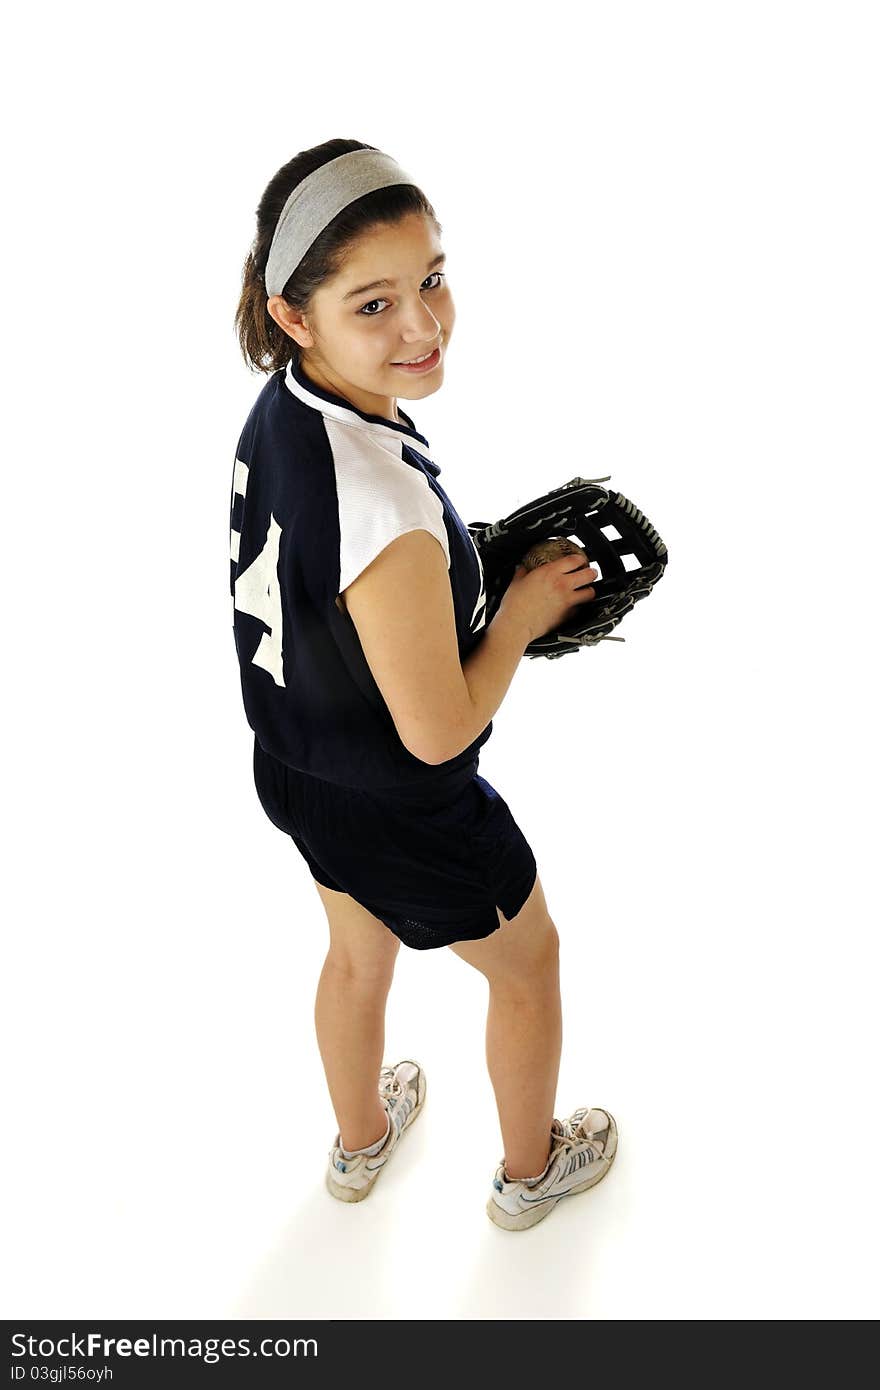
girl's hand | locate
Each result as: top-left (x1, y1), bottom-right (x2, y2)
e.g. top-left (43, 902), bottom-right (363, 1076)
top-left (497, 553), bottom-right (599, 645)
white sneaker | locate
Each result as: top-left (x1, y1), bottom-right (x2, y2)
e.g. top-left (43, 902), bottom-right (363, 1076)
top-left (325, 1060), bottom-right (426, 1203)
top-left (486, 1106), bottom-right (618, 1231)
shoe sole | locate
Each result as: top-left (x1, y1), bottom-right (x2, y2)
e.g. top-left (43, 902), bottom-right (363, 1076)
top-left (485, 1111), bottom-right (619, 1232)
top-left (325, 1066), bottom-right (427, 1203)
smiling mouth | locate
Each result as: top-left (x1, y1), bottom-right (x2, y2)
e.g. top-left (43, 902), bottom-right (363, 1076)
top-left (392, 345), bottom-right (441, 365)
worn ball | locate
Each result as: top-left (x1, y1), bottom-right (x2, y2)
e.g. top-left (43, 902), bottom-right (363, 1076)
top-left (520, 536), bottom-right (588, 571)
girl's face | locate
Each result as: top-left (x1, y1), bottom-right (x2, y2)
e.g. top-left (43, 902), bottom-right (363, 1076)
top-left (269, 212), bottom-right (455, 424)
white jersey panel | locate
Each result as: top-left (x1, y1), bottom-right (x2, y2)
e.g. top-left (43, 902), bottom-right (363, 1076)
top-left (326, 417), bottom-right (451, 594)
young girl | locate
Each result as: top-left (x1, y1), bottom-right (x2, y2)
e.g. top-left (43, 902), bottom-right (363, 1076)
top-left (230, 138), bottom-right (618, 1231)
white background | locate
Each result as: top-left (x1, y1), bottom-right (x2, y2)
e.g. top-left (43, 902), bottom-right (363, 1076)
top-left (2, 0), bottom-right (877, 1323)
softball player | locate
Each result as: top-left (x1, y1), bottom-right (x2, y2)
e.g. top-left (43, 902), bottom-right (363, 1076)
top-left (230, 139), bottom-right (618, 1229)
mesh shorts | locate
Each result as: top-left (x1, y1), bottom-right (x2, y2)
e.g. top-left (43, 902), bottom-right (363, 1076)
top-left (252, 737), bottom-right (538, 950)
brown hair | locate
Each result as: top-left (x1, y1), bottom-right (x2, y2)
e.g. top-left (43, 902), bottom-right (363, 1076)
top-left (234, 137), bottom-right (441, 376)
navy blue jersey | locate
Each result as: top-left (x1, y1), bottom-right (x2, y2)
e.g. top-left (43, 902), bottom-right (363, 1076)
top-left (229, 356), bottom-right (493, 790)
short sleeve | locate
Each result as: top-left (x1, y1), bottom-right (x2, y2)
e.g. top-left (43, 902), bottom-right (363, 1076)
top-left (329, 423), bottom-right (451, 594)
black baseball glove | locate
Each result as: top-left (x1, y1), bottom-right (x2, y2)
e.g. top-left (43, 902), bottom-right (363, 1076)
top-left (467, 476), bottom-right (668, 659)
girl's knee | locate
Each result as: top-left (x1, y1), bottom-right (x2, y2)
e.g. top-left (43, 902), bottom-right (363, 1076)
top-left (314, 880), bottom-right (401, 981)
top-left (510, 921), bottom-right (560, 980)
top-left (450, 911), bottom-right (560, 984)
top-left (324, 945), bottom-right (398, 986)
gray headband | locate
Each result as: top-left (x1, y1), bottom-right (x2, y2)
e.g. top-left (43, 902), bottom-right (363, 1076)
top-left (264, 148), bottom-right (417, 298)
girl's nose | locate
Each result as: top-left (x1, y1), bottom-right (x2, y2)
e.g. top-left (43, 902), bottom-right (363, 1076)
top-left (399, 301), bottom-right (441, 338)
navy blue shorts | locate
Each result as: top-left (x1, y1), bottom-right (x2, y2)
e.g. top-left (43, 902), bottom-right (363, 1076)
top-left (252, 738), bottom-right (538, 951)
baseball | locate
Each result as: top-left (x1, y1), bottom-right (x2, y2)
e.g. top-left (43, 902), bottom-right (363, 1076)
top-left (520, 536), bottom-right (588, 571)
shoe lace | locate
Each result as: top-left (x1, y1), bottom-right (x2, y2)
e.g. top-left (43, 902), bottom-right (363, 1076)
top-left (504, 1119), bottom-right (589, 1184)
top-left (564, 1107), bottom-right (596, 1136)
top-left (539, 1113), bottom-right (607, 1167)
top-left (378, 1071), bottom-right (404, 1103)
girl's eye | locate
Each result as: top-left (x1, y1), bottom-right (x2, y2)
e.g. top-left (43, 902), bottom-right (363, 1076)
top-left (358, 271), bottom-right (446, 316)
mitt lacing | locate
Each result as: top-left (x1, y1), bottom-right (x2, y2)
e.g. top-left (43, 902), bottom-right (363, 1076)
top-left (542, 475), bottom-right (626, 645)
